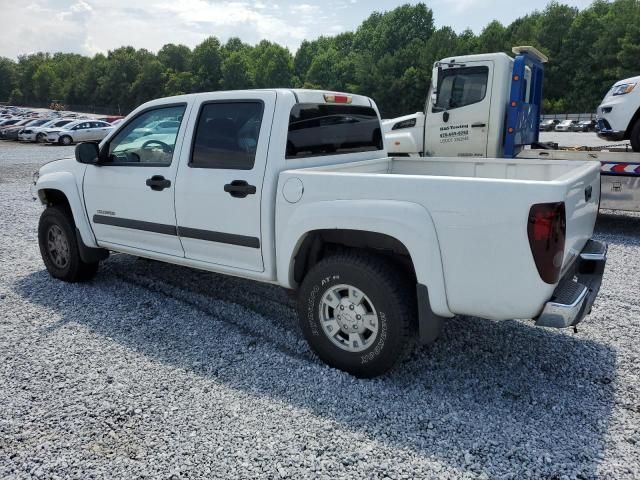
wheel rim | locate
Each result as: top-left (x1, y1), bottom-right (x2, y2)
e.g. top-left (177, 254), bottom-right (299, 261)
top-left (37, 133), bottom-right (44, 142)
top-left (62, 137), bottom-right (71, 145)
top-left (46, 225), bottom-right (70, 269)
top-left (319, 284), bottom-right (379, 353)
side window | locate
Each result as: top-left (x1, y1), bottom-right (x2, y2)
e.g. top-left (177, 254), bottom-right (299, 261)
top-left (91, 121), bottom-right (105, 128)
top-left (190, 102), bottom-right (264, 170)
top-left (286, 104), bottom-right (383, 159)
top-left (433, 66), bottom-right (489, 112)
top-left (104, 105), bottom-right (186, 166)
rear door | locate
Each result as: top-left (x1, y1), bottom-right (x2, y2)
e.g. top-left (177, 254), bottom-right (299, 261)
top-left (174, 91), bottom-right (276, 272)
top-left (425, 61), bottom-right (493, 157)
top-left (71, 122), bottom-right (92, 141)
top-left (89, 121), bottom-right (111, 141)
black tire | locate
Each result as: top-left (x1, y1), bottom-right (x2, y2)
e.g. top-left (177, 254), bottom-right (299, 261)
top-left (36, 133), bottom-right (46, 143)
top-left (59, 135), bottom-right (72, 146)
top-left (630, 120), bottom-right (640, 152)
top-left (297, 252), bottom-right (416, 378)
top-left (38, 206), bottom-right (99, 282)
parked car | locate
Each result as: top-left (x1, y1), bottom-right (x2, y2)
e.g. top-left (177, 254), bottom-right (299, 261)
top-left (32, 88), bottom-right (606, 377)
top-left (19, 118), bottom-right (75, 142)
top-left (97, 116), bottom-right (124, 124)
top-left (44, 120), bottom-right (114, 145)
top-left (570, 119), bottom-right (597, 132)
top-left (596, 75), bottom-right (640, 150)
top-left (0, 118), bottom-right (23, 129)
top-left (128, 119), bottom-right (181, 139)
top-left (554, 119), bottom-right (578, 131)
top-left (2, 118), bottom-right (51, 140)
top-left (539, 119), bottom-right (560, 131)
top-left (0, 118), bottom-right (33, 137)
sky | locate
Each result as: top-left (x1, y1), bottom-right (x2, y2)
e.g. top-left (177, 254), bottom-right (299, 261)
top-left (0, 0), bottom-right (595, 59)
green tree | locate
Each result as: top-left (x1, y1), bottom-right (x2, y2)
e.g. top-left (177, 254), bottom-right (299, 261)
top-left (192, 36), bottom-right (222, 91)
top-left (0, 57), bottom-right (17, 102)
top-left (158, 44), bottom-right (191, 72)
top-left (221, 51), bottom-right (253, 89)
top-left (252, 41), bottom-right (294, 88)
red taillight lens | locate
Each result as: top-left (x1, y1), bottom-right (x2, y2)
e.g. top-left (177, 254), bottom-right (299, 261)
top-left (527, 202), bottom-right (566, 284)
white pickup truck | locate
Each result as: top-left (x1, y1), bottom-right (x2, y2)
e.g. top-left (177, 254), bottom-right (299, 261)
top-left (33, 89), bottom-right (607, 377)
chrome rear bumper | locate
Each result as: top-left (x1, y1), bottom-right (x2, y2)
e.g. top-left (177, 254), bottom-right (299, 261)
top-left (535, 239), bottom-right (607, 328)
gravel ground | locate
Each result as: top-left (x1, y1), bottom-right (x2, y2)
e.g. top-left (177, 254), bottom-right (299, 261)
top-left (1, 141), bottom-right (639, 479)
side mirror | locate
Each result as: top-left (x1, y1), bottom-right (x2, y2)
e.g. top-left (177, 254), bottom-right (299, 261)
top-left (75, 142), bottom-right (100, 164)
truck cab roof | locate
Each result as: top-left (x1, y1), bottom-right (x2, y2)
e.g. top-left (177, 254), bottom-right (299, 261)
top-left (136, 89), bottom-right (375, 111)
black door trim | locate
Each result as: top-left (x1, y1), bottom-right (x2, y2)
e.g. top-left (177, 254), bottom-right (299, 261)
top-left (92, 215), bottom-right (260, 248)
top-left (178, 226), bottom-right (260, 248)
top-left (93, 215), bottom-right (177, 236)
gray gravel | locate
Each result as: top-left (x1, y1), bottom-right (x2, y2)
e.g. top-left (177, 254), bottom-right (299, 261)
top-left (1, 140), bottom-right (639, 479)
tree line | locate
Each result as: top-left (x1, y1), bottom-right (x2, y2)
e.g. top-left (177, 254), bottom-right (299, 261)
top-left (0, 0), bottom-right (639, 118)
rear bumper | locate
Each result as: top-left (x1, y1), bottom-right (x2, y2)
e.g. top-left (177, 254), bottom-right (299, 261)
top-left (535, 239), bottom-right (607, 328)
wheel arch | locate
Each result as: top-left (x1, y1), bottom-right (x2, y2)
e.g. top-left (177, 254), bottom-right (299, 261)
top-left (276, 200), bottom-right (452, 318)
top-left (624, 105), bottom-right (640, 139)
top-left (36, 173), bottom-right (97, 249)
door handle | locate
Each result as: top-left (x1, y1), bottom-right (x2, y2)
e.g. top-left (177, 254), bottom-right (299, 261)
top-left (224, 180), bottom-right (256, 198)
top-left (471, 122), bottom-right (486, 128)
top-left (145, 175), bottom-right (171, 191)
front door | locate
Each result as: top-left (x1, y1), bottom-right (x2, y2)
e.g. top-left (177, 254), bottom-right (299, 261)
top-left (174, 92), bottom-right (276, 272)
top-left (83, 103), bottom-right (190, 257)
top-left (425, 61), bottom-right (493, 158)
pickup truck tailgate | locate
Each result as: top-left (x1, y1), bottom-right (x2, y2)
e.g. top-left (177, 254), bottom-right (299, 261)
top-left (560, 162), bottom-right (601, 273)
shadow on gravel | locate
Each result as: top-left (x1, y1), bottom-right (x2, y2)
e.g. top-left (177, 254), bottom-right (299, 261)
top-left (14, 256), bottom-right (617, 479)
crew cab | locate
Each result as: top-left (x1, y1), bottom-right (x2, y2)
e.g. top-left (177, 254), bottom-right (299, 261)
top-left (33, 89), bottom-right (607, 377)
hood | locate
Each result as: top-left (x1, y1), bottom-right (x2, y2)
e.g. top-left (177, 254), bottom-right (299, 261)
top-left (613, 75), bottom-right (640, 87)
top-left (39, 156), bottom-right (77, 174)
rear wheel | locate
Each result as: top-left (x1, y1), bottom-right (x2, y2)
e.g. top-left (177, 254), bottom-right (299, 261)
top-left (630, 120), bottom-right (640, 152)
top-left (59, 135), bottom-right (72, 146)
top-left (297, 252), bottom-right (416, 378)
top-left (38, 206), bottom-right (100, 282)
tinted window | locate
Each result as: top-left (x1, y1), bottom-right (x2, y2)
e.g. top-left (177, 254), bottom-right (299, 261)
top-left (286, 104), bottom-right (382, 159)
top-left (104, 105), bottom-right (186, 166)
top-left (91, 121), bottom-right (106, 128)
top-left (433, 66), bottom-right (489, 112)
top-left (190, 102), bottom-right (264, 170)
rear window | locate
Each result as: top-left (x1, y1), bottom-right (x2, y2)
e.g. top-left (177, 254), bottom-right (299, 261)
top-left (286, 103), bottom-right (383, 159)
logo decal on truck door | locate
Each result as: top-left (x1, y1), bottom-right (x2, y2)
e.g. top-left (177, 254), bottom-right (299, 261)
top-left (439, 123), bottom-right (469, 143)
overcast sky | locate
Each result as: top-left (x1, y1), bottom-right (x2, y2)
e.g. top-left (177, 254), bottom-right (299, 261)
top-left (0, 0), bottom-right (595, 59)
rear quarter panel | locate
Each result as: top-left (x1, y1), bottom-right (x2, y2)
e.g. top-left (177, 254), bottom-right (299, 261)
top-left (276, 162), bottom-right (598, 321)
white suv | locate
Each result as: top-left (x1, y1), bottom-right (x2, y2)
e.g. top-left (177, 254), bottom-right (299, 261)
top-left (596, 75), bottom-right (640, 151)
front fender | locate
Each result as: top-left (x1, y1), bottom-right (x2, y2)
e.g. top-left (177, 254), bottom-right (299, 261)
top-left (276, 199), bottom-right (452, 318)
top-left (36, 169), bottom-right (97, 248)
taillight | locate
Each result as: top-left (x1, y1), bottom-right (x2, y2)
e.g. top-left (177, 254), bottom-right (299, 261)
top-left (323, 93), bottom-right (352, 104)
top-left (527, 202), bottom-right (566, 284)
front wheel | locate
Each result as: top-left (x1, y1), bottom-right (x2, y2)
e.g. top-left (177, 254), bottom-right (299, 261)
top-left (297, 253), bottom-right (416, 378)
top-left (38, 206), bottom-right (100, 282)
top-left (59, 135), bottom-right (72, 146)
top-left (36, 132), bottom-right (46, 143)
top-left (630, 120), bottom-right (640, 152)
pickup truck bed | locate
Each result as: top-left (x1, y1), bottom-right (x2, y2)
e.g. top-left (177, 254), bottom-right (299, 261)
top-left (278, 156), bottom-right (601, 321)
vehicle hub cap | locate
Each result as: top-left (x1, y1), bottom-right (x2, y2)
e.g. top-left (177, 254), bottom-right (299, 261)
top-left (47, 225), bottom-right (69, 268)
top-left (319, 284), bottom-right (379, 353)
